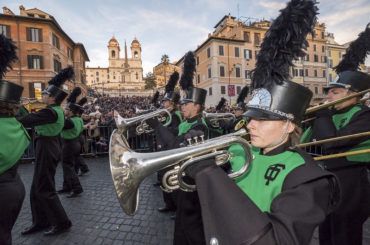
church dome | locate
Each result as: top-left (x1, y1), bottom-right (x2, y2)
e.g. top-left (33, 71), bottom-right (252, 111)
top-left (131, 37), bottom-right (141, 47)
top-left (108, 36), bottom-right (119, 46)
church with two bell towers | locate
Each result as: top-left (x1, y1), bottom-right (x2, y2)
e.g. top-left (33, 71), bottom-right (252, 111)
top-left (86, 37), bottom-right (145, 91)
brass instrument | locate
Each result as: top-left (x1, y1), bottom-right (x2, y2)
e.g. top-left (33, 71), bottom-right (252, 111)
top-left (296, 131), bottom-right (370, 148)
top-left (20, 97), bottom-right (37, 105)
top-left (313, 149), bottom-right (370, 161)
top-left (109, 127), bottom-right (251, 215)
top-left (115, 109), bottom-right (172, 135)
top-left (305, 88), bottom-right (370, 115)
top-left (203, 111), bottom-right (235, 128)
top-left (234, 119), bottom-right (246, 131)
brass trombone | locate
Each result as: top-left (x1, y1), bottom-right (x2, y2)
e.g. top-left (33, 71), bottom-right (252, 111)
top-left (203, 111), bottom-right (235, 128)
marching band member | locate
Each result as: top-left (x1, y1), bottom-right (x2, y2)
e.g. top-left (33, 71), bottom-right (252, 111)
top-left (0, 35), bottom-right (29, 245)
top-left (185, 1), bottom-right (339, 244)
top-left (146, 51), bottom-right (209, 245)
top-left (302, 23), bottom-right (370, 245)
top-left (58, 87), bottom-right (86, 198)
top-left (156, 71), bottom-right (182, 214)
top-left (18, 67), bottom-right (73, 236)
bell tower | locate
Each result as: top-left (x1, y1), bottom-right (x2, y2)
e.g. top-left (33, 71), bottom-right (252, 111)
top-left (108, 36), bottom-right (120, 66)
top-left (130, 37), bottom-right (141, 60)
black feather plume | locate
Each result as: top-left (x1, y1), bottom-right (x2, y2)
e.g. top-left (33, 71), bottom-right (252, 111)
top-left (173, 92), bottom-right (180, 104)
top-left (49, 66), bottom-right (74, 87)
top-left (335, 23), bottom-right (370, 73)
top-left (77, 97), bottom-right (87, 106)
top-left (0, 34), bottom-right (18, 79)
top-left (252, 0), bottom-right (318, 89)
top-left (67, 87), bottom-right (81, 103)
top-left (180, 51), bottom-right (196, 90)
top-left (165, 71), bottom-right (179, 93)
top-left (216, 97), bottom-right (226, 111)
top-left (237, 86), bottom-right (249, 103)
top-left (151, 91), bottom-right (159, 104)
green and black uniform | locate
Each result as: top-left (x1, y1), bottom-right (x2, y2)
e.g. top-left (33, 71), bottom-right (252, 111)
top-left (18, 105), bottom-right (71, 229)
top-left (193, 142), bottom-right (338, 245)
top-left (60, 116), bottom-right (84, 194)
top-left (0, 115), bottom-right (29, 245)
top-left (302, 104), bottom-right (370, 245)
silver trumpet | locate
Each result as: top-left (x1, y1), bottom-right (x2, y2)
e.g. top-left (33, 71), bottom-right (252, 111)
top-left (109, 127), bottom-right (251, 216)
top-left (203, 111), bottom-right (236, 128)
top-left (114, 109), bottom-right (172, 135)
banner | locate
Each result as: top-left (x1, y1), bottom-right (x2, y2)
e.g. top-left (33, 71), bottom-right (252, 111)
top-left (228, 85), bottom-right (235, 96)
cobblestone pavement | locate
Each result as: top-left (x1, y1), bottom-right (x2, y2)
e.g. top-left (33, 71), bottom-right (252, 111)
top-left (11, 156), bottom-right (370, 245)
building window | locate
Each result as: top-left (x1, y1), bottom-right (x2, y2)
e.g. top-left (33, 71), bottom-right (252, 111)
top-left (220, 66), bottom-right (225, 77)
top-left (322, 46), bottom-right (325, 52)
top-left (96, 71), bottom-right (99, 75)
top-left (112, 50), bottom-right (115, 58)
top-left (207, 47), bottom-right (211, 58)
top-left (328, 50), bottom-right (331, 57)
top-left (234, 47), bottom-right (240, 57)
top-left (209, 87), bottom-right (212, 96)
top-left (321, 32), bottom-right (325, 39)
top-left (323, 70), bottom-right (326, 78)
top-left (244, 49), bottom-right (252, 59)
top-left (254, 33), bottom-right (261, 45)
top-left (208, 67), bottom-right (212, 78)
top-left (339, 52), bottom-right (342, 59)
top-left (67, 48), bottom-right (73, 60)
top-left (321, 56), bottom-right (327, 63)
top-left (314, 86), bottom-right (318, 95)
top-left (196, 56), bottom-right (199, 65)
top-left (305, 69), bottom-right (308, 77)
top-left (136, 72), bottom-right (139, 80)
top-left (243, 32), bottom-right (250, 42)
top-left (245, 70), bottom-right (251, 79)
top-left (329, 73), bottom-right (332, 82)
top-left (26, 27), bottom-right (42, 42)
top-left (255, 50), bottom-right (260, 58)
top-left (299, 69), bottom-right (304, 77)
top-left (27, 55), bottom-right (43, 69)
top-left (221, 86), bottom-right (226, 95)
top-left (328, 59), bottom-right (333, 68)
top-left (54, 59), bottom-right (61, 72)
top-left (134, 51), bottom-right (138, 58)
top-left (313, 44), bottom-right (316, 52)
top-left (52, 34), bottom-right (60, 49)
top-left (314, 54), bottom-right (318, 62)
top-left (314, 69), bottom-right (318, 77)
top-left (197, 74), bottom-right (200, 83)
top-left (304, 54), bottom-right (309, 61)
top-left (0, 25), bottom-right (10, 38)
top-left (235, 67), bottom-right (241, 78)
top-left (293, 69), bottom-right (298, 77)
top-left (219, 45), bottom-right (224, 56)
top-left (237, 86), bottom-right (241, 94)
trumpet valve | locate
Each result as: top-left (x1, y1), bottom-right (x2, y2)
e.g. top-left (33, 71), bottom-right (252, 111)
top-left (194, 136), bottom-right (198, 144)
top-left (187, 138), bottom-right (192, 146)
top-left (200, 135), bottom-right (205, 142)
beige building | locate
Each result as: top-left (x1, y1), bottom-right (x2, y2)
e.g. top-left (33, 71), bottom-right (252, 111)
top-left (153, 61), bottom-right (181, 90)
top-left (0, 5), bottom-right (89, 99)
top-left (86, 37), bottom-right (144, 92)
top-left (176, 14), bottom-right (333, 107)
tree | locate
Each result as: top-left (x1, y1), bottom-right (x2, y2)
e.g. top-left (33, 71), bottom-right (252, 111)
top-left (161, 54), bottom-right (169, 64)
top-left (144, 72), bottom-right (156, 90)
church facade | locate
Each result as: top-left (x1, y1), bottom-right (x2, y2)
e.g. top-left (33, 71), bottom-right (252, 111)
top-left (86, 37), bottom-right (144, 92)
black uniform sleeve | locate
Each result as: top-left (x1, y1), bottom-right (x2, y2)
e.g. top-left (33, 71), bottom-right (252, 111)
top-left (311, 107), bottom-right (370, 152)
top-left (63, 118), bottom-right (74, 129)
top-left (195, 163), bottom-right (337, 245)
top-left (17, 107), bottom-right (58, 128)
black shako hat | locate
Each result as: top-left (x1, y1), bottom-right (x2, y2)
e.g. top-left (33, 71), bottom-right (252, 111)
top-left (43, 66), bottom-right (74, 104)
top-left (235, 85), bottom-right (249, 111)
top-left (324, 24), bottom-right (370, 93)
top-left (162, 71), bottom-right (180, 103)
top-left (244, 0), bottom-right (317, 126)
top-left (0, 34), bottom-right (24, 103)
top-left (180, 51), bottom-right (207, 105)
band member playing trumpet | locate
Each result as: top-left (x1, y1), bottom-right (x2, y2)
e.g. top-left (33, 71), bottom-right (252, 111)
top-left (302, 24), bottom-right (370, 245)
top-left (0, 35), bottom-right (29, 245)
top-left (147, 51), bottom-right (209, 245)
top-left (184, 1), bottom-right (339, 244)
top-left (18, 67), bottom-right (73, 236)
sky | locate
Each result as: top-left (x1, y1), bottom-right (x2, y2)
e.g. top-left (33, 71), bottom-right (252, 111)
top-left (5, 0), bottom-right (370, 74)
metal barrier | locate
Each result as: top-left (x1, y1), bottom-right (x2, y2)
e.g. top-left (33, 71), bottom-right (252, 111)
top-left (21, 125), bottom-right (157, 160)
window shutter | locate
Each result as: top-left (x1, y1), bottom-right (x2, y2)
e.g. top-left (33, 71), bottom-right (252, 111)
top-left (41, 82), bottom-right (46, 91)
top-left (29, 82), bottom-right (35, 98)
top-left (26, 27), bottom-right (31, 41)
top-left (249, 50), bottom-right (252, 59)
top-left (27, 55), bottom-right (32, 69)
top-left (6, 25), bottom-right (10, 38)
top-left (39, 29), bottom-right (42, 42)
top-left (40, 56), bottom-right (44, 69)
